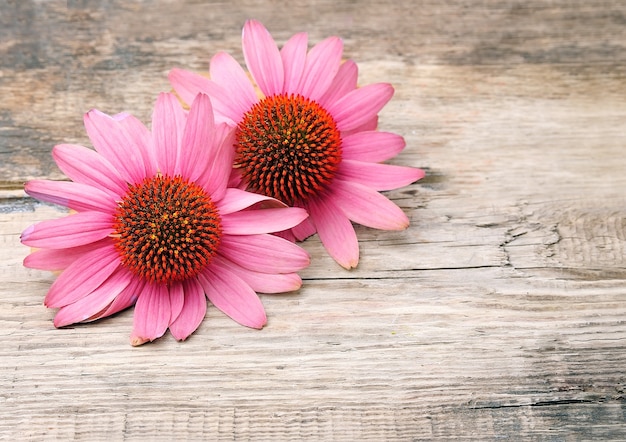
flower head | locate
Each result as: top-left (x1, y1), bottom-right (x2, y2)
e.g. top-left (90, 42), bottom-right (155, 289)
top-left (21, 92), bottom-right (310, 345)
top-left (169, 19), bottom-right (424, 269)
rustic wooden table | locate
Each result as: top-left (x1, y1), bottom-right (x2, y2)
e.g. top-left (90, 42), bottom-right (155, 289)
top-left (1, 1), bottom-right (625, 440)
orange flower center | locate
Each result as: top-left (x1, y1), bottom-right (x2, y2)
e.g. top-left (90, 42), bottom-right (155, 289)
top-left (235, 94), bottom-right (342, 205)
top-left (113, 175), bottom-right (222, 284)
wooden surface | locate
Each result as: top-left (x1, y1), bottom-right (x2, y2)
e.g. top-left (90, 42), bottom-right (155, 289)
top-left (1, 0), bottom-right (625, 440)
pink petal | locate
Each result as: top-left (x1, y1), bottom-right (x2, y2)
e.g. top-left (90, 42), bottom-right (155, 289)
top-left (168, 68), bottom-right (210, 105)
top-left (212, 255), bottom-right (302, 294)
top-left (178, 93), bottom-right (215, 183)
top-left (24, 238), bottom-right (111, 271)
top-left (337, 160), bottom-right (425, 191)
top-left (308, 196), bottom-right (359, 269)
top-left (168, 67), bottom-right (241, 124)
top-left (328, 83), bottom-right (394, 132)
top-left (169, 278), bottom-right (207, 341)
top-left (53, 267), bottom-right (134, 327)
top-left (299, 36), bottom-right (343, 101)
top-left (332, 179), bottom-right (410, 230)
top-left (152, 92), bottom-right (186, 176)
top-left (116, 113), bottom-right (158, 178)
top-left (25, 180), bottom-right (116, 212)
top-left (197, 122), bottom-right (235, 201)
top-left (319, 60), bottom-right (358, 108)
top-left (341, 131), bottom-right (406, 162)
top-left (347, 115), bottom-right (379, 135)
top-left (274, 228), bottom-right (297, 242)
top-left (209, 52), bottom-right (258, 117)
top-left (44, 242), bottom-right (120, 308)
top-left (84, 109), bottom-right (149, 185)
top-left (281, 32), bottom-right (308, 94)
top-left (221, 207), bottom-right (308, 235)
top-left (292, 216), bottom-right (317, 241)
top-left (130, 283), bottom-right (171, 346)
top-left (228, 166), bottom-right (244, 189)
top-left (168, 282), bottom-right (185, 326)
top-left (53, 144), bottom-right (128, 198)
top-left (216, 188), bottom-right (285, 216)
top-left (21, 211), bottom-right (114, 249)
top-left (242, 19), bottom-right (284, 96)
top-left (199, 266), bottom-right (267, 329)
top-left (88, 273), bottom-right (144, 321)
top-left (217, 233), bottom-right (310, 273)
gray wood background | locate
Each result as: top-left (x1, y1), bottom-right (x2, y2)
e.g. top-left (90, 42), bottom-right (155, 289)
top-left (1, 0), bottom-right (625, 440)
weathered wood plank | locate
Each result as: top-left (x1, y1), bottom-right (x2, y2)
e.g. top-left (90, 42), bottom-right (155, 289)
top-left (1, 0), bottom-right (625, 440)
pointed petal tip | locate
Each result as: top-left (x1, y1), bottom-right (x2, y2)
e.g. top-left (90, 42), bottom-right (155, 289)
top-left (20, 224), bottom-right (34, 243)
top-left (289, 276), bottom-right (304, 292)
top-left (250, 314), bottom-right (267, 329)
top-left (244, 18), bottom-right (264, 31)
top-left (167, 67), bottom-right (182, 80)
top-left (84, 108), bottom-right (112, 125)
top-left (130, 335), bottom-right (150, 346)
top-left (52, 315), bottom-right (64, 328)
top-left (339, 257), bottom-right (359, 270)
top-left (391, 212), bottom-right (411, 231)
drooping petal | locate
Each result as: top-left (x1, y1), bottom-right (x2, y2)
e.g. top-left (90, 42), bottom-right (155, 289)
top-left (217, 233), bottom-right (310, 273)
top-left (331, 179), bottom-right (410, 230)
top-left (298, 36), bottom-right (343, 101)
top-left (221, 207), bottom-right (308, 235)
top-left (44, 242), bottom-right (120, 308)
top-left (281, 32), bottom-right (308, 94)
top-left (318, 59), bottom-right (358, 108)
top-left (53, 267), bottom-right (134, 327)
top-left (274, 229), bottom-right (297, 242)
top-left (216, 188), bottom-right (285, 215)
top-left (168, 67), bottom-right (242, 124)
top-left (130, 283), bottom-right (171, 346)
top-left (242, 19), bottom-right (284, 96)
top-left (21, 211), bottom-right (114, 249)
top-left (83, 109), bottom-right (150, 185)
top-left (199, 266), bottom-right (267, 329)
top-left (212, 255), bottom-right (302, 294)
top-left (178, 93), bottom-right (214, 183)
top-left (168, 282), bottom-right (185, 326)
top-left (24, 238), bottom-right (112, 271)
top-left (25, 180), bottom-right (116, 212)
top-left (341, 131), bottom-right (406, 162)
top-left (291, 216), bottom-right (317, 241)
top-left (308, 196), bottom-right (359, 269)
top-left (337, 160), bottom-right (425, 191)
top-left (52, 144), bottom-right (128, 198)
top-left (87, 272), bottom-right (144, 321)
top-left (209, 52), bottom-right (258, 117)
top-left (152, 92), bottom-right (186, 176)
top-left (169, 278), bottom-right (207, 341)
top-left (328, 83), bottom-right (394, 132)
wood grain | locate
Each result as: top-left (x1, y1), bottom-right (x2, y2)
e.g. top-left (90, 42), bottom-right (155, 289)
top-left (1, 0), bottom-right (625, 440)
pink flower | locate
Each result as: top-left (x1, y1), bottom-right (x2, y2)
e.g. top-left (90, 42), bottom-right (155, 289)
top-left (169, 19), bottom-right (424, 269)
top-left (21, 92), bottom-right (310, 346)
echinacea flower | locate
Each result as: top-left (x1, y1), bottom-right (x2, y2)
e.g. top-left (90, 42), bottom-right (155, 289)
top-left (169, 19), bottom-right (425, 269)
top-left (21, 92), bottom-right (310, 345)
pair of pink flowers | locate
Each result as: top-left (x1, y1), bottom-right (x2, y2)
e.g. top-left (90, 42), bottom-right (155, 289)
top-left (21, 20), bottom-right (424, 345)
